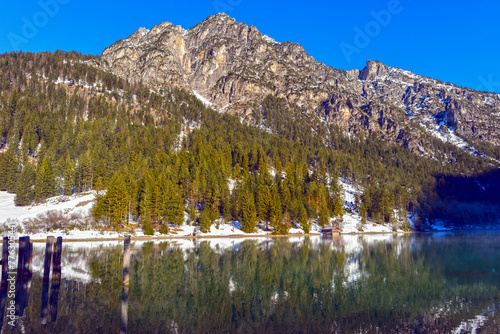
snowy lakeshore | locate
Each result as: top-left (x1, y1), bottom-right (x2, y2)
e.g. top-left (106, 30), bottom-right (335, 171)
top-left (0, 186), bottom-right (406, 241)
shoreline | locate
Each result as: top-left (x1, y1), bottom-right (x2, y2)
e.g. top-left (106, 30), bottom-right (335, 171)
top-left (21, 230), bottom-right (417, 243)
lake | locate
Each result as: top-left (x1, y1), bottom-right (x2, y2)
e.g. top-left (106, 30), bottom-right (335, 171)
top-left (4, 232), bottom-right (500, 333)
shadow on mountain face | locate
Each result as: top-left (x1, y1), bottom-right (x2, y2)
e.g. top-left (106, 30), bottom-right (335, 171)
top-left (422, 169), bottom-right (500, 228)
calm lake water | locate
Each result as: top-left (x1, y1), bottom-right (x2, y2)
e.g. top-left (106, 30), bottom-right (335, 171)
top-left (5, 232), bottom-right (500, 333)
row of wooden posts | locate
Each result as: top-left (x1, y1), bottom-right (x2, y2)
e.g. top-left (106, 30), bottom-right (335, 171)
top-left (0, 236), bottom-right (62, 328)
top-left (0, 234), bottom-right (132, 332)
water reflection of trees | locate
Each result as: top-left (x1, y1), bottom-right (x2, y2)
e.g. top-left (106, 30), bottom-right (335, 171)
top-left (123, 238), bottom-right (499, 333)
top-left (12, 236), bottom-right (500, 333)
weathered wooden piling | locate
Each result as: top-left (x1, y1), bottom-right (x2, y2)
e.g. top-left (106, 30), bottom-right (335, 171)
top-left (120, 235), bottom-right (131, 334)
top-left (49, 237), bottom-right (62, 322)
top-left (15, 236), bottom-right (28, 316)
top-left (23, 239), bottom-right (33, 315)
top-left (0, 237), bottom-right (9, 326)
top-left (40, 236), bottom-right (54, 325)
top-left (123, 235), bottom-right (131, 286)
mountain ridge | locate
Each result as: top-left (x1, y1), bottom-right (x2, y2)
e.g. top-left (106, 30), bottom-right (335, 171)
top-left (99, 14), bottom-right (500, 161)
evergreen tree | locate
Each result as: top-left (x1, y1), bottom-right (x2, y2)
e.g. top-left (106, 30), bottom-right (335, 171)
top-left (269, 187), bottom-right (283, 233)
top-left (333, 196), bottom-right (344, 218)
top-left (0, 147), bottom-right (18, 192)
top-left (299, 205), bottom-right (310, 234)
top-left (14, 162), bottom-right (35, 205)
top-left (233, 163), bottom-right (242, 180)
top-left (199, 209), bottom-right (211, 233)
top-left (95, 170), bottom-right (130, 227)
top-left (318, 184), bottom-right (330, 227)
top-left (35, 158), bottom-right (55, 201)
top-left (258, 184), bottom-right (272, 229)
top-left (63, 157), bottom-right (76, 195)
top-left (139, 171), bottom-right (155, 224)
top-left (164, 182), bottom-right (185, 226)
top-left (239, 188), bottom-right (257, 233)
top-left (380, 186), bottom-right (395, 223)
top-left (359, 187), bottom-right (371, 224)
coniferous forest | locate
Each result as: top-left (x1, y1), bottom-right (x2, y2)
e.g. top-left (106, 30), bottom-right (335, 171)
top-left (0, 51), bottom-right (498, 233)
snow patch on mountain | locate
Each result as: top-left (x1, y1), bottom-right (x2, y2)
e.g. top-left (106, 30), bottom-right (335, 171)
top-left (193, 90), bottom-right (213, 107)
top-left (262, 35), bottom-right (278, 44)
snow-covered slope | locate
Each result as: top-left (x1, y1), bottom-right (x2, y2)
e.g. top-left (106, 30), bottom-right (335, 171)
top-left (0, 191), bottom-right (95, 225)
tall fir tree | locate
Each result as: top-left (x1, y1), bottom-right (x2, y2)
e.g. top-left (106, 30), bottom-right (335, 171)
top-left (0, 147), bottom-right (19, 192)
top-left (199, 209), bottom-right (211, 233)
top-left (239, 188), bottom-right (257, 233)
top-left (63, 157), bottom-right (76, 195)
top-left (139, 170), bottom-right (155, 224)
top-left (299, 205), bottom-right (310, 234)
top-left (95, 170), bottom-right (130, 226)
top-left (163, 181), bottom-right (185, 227)
top-left (35, 158), bottom-right (55, 201)
top-left (14, 162), bottom-right (35, 206)
top-left (269, 187), bottom-right (283, 233)
top-left (333, 196), bottom-right (344, 218)
top-left (258, 184), bottom-right (272, 229)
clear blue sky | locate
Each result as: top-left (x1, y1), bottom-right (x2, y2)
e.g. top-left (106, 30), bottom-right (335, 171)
top-left (1, 0), bottom-right (499, 92)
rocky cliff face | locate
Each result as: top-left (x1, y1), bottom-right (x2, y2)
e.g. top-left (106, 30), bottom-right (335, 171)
top-left (100, 14), bottom-right (500, 158)
top-left (355, 60), bottom-right (500, 148)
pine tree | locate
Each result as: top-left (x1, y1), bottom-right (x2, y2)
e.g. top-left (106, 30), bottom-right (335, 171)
top-left (35, 158), bottom-right (55, 201)
top-left (239, 188), bottom-right (257, 233)
top-left (0, 147), bottom-right (18, 192)
top-left (79, 150), bottom-right (94, 192)
top-left (359, 201), bottom-right (368, 225)
top-left (269, 187), bottom-right (282, 233)
top-left (233, 163), bottom-right (242, 180)
top-left (242, 154), bottom-right (249, 176)
top-left (381, 187), bottom-right (395, 223)
top-left (15, 162), bottom-right (35, 206)
top-left (258, 184), bottom-right (271, 229)
top-left (318, 184), bottom-right (330, 227)
top-left (333, 196), bottom-right (344, 218)
top-left (221, 186), bottom-right (231, 222)
top-left (97, 170), bottom-right (129, 226)
top-left (165, 183), bottom-right (185, 226)
top-left (318, 210), bottom-right (329, 228)
top-left (207, 200), bottom-right (219, 224)
top-left (139, 171), bottom-right (155, 224)
top-left (359, 187), bottom-right (371, 224)
top-left (278, 211), bottom-right (291, 235)
top-left (63, 157), bottom-right (76, 195)
top-left (122, 169), bottom-right (138, 223)
top-left (199, 209), bottom-right (211, 233)
top-left (299, 205), bottom-right (310, 234)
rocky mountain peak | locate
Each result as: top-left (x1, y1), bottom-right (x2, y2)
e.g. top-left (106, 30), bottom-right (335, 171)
top-left (359, 60), bottom-right (390, 81)
top-left (100, 14), bottom-right (341, 111)
top-left (207, 12), bottom-right (233, 21)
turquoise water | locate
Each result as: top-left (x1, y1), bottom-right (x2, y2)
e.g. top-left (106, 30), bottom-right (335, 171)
top-left (7, 232), bottom-right (500, 333)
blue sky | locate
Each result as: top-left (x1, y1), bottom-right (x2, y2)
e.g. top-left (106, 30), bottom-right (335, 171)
top-left (1, 0), bottom-right (499, 92)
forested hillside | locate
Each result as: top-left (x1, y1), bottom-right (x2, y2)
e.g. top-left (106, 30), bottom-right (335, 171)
top-left (0, 51), bottom-right (498, 233)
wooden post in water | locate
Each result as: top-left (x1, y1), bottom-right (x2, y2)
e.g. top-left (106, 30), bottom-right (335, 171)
top-left (22, 239), bottom-right (33, 316)
top-left (15, 236), bottom-right (27, 316)
top-left (123, 235), bottom-right (131, 286)
top-left (0, 237), bottom-right (9, 326)
top-left (40, 236), bottom-right (54, 325)
top-left (120, 235), bottom-right (131, 334)
top-left (49, 237), bottom-right (62, 322)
